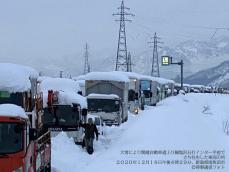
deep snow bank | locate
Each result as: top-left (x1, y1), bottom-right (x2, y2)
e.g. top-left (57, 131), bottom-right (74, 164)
top-left (52, 94), bottom-right (229, 172)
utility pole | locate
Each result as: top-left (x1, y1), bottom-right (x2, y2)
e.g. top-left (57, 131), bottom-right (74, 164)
top-left (148, 32), bottom-right (163, 77)
top-left (113, 0), bottom-right (134, 72)
top-left (83, 43), bottom-right (90, 75)
top-left (127, 52), bottom-right (132, 72)
top-left (162, 56), bottom-right (184, 90)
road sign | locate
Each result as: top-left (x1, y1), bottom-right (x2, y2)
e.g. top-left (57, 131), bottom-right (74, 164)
top-left (162, 56), bottom-right (170, 66)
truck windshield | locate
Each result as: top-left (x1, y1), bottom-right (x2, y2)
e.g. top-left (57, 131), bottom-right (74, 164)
top-left (140, 80), bottom-right (151, 91)
top-left (43, 105), bottom-right (80, 127)
top-left (88, 99), bottom-right (120, 113)
top-left (0, 123), bottom-right (23, 154)
top-left (0, 92), bottom-right (23, 107)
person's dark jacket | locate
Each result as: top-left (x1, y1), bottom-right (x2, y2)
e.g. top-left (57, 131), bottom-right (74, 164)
top-left (80, 123), bottom-right (99, 139)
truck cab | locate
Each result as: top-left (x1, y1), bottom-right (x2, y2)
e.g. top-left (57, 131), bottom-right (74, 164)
top-left (0, 104), bottom-right (51, 172)
top-left (87, 94), bottom-right (122, 126)
top-left (85, 72), bottom-right (129, 126)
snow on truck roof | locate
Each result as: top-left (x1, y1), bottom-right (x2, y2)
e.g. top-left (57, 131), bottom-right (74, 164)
top-left (85, 72), bottom-right (129, 82)
top-left (39, 77), bottom-right (87, 108)
top-left (87, 93), bottom-right (120, 100)
top-left (191, 85), bottom-right (205, 88)
top-left (72, 75), bottom-right (86, 81)
top-left (0, 63), bottom-right (39, 93)
top-left (84, 71), bottom-right (174, 84)
top-left (39, 77), bottom-right (80, 92)
top-left (115, 71), bottom-right (175, 84)
top-left (175, 83), bottom-right (191, 87)
top-left (0, 104), bottom-right (28, 119)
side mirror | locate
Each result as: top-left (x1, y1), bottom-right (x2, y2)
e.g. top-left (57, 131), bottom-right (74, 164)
top-left (77, 91), bottom-right (83, 96)
top-left (150, 92), bottom-right (153, 97)
top-left (29, 128), bottom-right (38, 141)
top-left (82, 108), bottom-right (88, 116)
top-left (72, 103), bottom-right (79, 112)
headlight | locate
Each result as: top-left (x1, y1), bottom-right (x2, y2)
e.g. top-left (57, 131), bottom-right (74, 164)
top-left (13, 167), bottom-right (23, 172)
top-left (134, 108), bottom-right (139, 114)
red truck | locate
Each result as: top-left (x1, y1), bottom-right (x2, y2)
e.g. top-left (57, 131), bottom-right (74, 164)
top-left (0, 63), bottom-right (51, 172)
top-left (0, 104), bottom-right (51, 172)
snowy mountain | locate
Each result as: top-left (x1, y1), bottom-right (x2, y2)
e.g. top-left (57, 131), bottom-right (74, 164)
top-left (159, 37), bottom-right (229, 78)
top-left (184, 60), bottom-right (229, 88)
top-left (2, 37), bottom-right (229, 79)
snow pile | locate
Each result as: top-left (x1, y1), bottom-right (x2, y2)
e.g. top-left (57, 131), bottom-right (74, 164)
top-left (175, 83), bottom-right (190, 87)
top-left (85, 72), bottom-right (129, 82)
top-left (75, 80), bottom-right (85, 87)
top-left (56, 91), bottom-right (87, 108)
top-left (191, 84), bottom-right (205, 88)
top-left (0, 63), bottom-right (39, 93)
top-left (113, 71), bottom-right (175, 85)
top-left (87, 93), bottom-right (120, 100)
top-left (151, 76), bottom-right (175, 85)
top-left (52, 94), bottom-right (229, 172)
top-left (0, 104), bottom-right (27, 118)
top-left (113, 71), bottom-right (144, 80)
top-left (39, 77), bottom-right (80, 92)
top-left (72, 75), bottom-right (86, 81)
top-left (39, 77), bottom-right (87, 108)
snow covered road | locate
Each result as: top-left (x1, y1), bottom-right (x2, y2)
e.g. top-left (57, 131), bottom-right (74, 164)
top-left (52, 93), bottom-right (229, 172)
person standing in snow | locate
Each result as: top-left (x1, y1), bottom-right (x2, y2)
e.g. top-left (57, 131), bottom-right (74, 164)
top-left (80, 118), bottom-right (99, 154)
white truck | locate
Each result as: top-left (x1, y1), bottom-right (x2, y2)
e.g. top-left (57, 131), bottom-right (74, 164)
top-left (85, 72), bottom-right (129, 126)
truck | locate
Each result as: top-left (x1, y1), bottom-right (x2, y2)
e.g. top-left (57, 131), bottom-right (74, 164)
top-left (0, 63), bottom-right (51, 172)
top-left (151, 77), bottom-right (175, 105)
top-left (39, 77), bottom-right (88, 144)
top-left (113, 72), bottom-right (154, 113)
top-left (85, 72), bottom-right (129, 126)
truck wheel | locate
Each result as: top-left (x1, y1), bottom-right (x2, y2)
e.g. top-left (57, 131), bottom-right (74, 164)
top-left (125, 116), bottom-right (128, 122)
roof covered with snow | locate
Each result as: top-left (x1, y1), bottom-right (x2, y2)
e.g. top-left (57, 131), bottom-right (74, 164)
top-left (87, 93), bottom-right (120, 100)
top-left (58, 91), bottom-right (87, 108)
top-left (72, 75), bottom-right (86, 81)
top-left (0, 63), bottom-right (39, 93)
top-left (84, 72), bottom-right (129, 82)
top-left (151, 76), bottom-right (175, 85)
top-left (113, 71), bottom-right (144, 80)
top-left (39, 77), bottom-right (86, 108)
top-left (39, 77), bottom-right (80, 93)
top-left (175, 83), bottom-right (191, 87)
top-left (191, 84), bottom-right (205, 88)
top-left (84, 71), bottom-right (174, 85)
top-left (0, 104), bottom-right (27, 119)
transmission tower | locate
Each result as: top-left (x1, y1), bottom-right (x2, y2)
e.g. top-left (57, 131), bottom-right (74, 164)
top-left (127, 52), bottom-right (132, 72)
top-left (113, 0), bottom-right (134, 72)
top-left (148, 32), bottom-right (163, 77)
top-left (83, 43), bottom-right (90, 75)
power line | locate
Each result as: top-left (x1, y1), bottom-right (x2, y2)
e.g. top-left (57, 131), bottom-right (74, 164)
top-left (113, 0), bottom-right (134, 72)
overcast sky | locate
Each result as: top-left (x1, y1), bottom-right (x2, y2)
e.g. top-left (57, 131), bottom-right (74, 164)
top-left (0, 0), bottom-right (229, 67)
